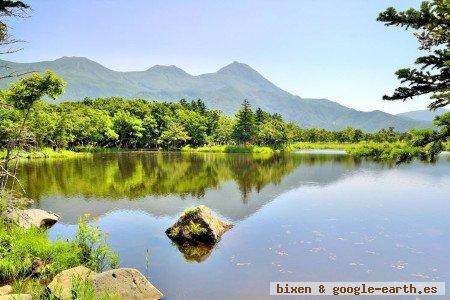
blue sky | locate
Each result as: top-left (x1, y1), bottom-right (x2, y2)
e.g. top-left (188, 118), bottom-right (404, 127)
top-left (6, 0), bottom-right (427, 114)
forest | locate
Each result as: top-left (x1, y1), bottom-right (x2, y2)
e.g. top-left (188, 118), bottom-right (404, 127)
top-left (0, 77), bottom-right (423, 151)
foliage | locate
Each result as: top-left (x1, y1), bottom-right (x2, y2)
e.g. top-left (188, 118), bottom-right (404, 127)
top-left (6, 70), bottom-right (65, 111)
top-left (377, 0), bottom-right (450, 110)
top-left (182, 207), bottom-right (198, 217)
top-left (233, 100), bottom-right (256, 144)
top-left (0, 218), bottom-right (82, 283)
top-left (187, 220), bottom-right (207, 235)
top-left (347, 142), bottom-right (427, 163)
top-left (377, 1), bottom-right (450, 160)
top-left (0, 215), bottom-right (117, 295)
top-left (75, 214), bottom-right (119, 272)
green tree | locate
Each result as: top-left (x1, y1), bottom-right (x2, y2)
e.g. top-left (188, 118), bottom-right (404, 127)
top-left (1, 70), bottom-right (65, 190)
top-left (256, 118), bottom-right (288, 148)
top-left (378, 0), bottom-right (450, 109)
top-left (158, 120), bottom-right (190, 149)
top-left (112, 111), bottom-right (144, 148)
top-left (233, 100), bottom-right (256, 145)
top-left (378, 1), bottom-right (450, 160)
top-left (176, 109), bottom-right (208, 146)
top-left (213, 115), bottom-right (235, 145)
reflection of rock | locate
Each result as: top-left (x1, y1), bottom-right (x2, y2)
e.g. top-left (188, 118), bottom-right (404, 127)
top-left (4, 209), bottom-right (59, 229)
top-left (47, 266), bottom-right (97, 300)
top-left (172, 241), bottom-right (215, 263)
top-left (91, 268), bottom-right (163, 300)
top-left (166, 205), bottom-right (232, 245)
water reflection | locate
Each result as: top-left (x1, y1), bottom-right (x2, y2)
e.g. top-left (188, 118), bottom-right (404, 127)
top-left (14, 152), bottom-right (450, 299)
top-left (172, 241), bottom-right (215, 263)
top-left (17, 152), bottom-right (449, 224)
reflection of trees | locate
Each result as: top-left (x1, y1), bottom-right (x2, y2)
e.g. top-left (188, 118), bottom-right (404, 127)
top-left (17, 152), bottom-right (360, 202)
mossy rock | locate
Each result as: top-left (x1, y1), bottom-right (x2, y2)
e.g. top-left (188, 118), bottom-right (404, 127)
top-left (166, 205), bottom-right (232, 245)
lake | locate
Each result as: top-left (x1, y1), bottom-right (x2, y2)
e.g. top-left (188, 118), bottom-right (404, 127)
top-left (17, 151), bottom-right (450, 299)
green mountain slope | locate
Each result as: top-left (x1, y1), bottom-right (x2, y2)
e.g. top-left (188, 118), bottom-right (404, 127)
top-left (0, 57), bottom-right (430, 131)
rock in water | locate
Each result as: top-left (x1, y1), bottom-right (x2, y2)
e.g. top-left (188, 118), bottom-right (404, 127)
top-left (4, 209), bottom-right (60, 229)
top-left (166, 205), bottom-right (233, 245)
top-left (91, 268), bottom-right (163, 300)
top-left (47, 266), bottom-right (97, 300)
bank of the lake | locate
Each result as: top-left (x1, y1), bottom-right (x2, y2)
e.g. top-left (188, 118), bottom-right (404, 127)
top-left (0, 148), bottom-right (92, 160)
top-left (2, 141), bottom-right (449, 162)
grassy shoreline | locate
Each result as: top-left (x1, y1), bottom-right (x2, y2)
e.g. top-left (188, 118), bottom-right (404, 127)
top-left (1, 141), bottom-right (449, 161)
top-left (0, 148), bottom-right (92, 160)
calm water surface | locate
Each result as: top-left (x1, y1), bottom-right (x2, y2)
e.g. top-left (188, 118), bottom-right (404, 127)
top-left (18, 152), bottom-right (450, 299)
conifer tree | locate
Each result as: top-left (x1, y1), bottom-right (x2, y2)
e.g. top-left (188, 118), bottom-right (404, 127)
top-left (377, 0), bottom-right (450, 110)
top-left (233, 100), bottom-right (255, 145)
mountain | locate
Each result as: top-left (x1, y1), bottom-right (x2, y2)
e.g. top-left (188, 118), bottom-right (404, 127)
top-left (397, 108), bottom-right (449, 122)
top-left (0, 56), bottom-right (431, 131)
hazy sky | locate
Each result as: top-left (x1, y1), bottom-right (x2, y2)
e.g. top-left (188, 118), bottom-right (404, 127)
top-left (5, 0), bottom-right (428, 114)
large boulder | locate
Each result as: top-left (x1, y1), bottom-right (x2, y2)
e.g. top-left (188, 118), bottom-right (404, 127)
top-left (91, 268), bottom-right (163, 300)
top-left (166, 205), bottom-right (232, 245)
top-left (0, 285), bottom-right (12, 296)
top-left (4, 209), bottom-right (60, 229)
top-left (47, 266), bottom-right (97, 300)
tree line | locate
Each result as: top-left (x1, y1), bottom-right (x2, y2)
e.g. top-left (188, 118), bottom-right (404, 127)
top-left (0, 73), bottom-right (420, 152)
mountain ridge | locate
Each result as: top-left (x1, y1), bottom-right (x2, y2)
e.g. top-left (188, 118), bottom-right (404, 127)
top-left (0, 56), bottom-right (431, 132)
top-left (396, 108), bottom-right (449, 122)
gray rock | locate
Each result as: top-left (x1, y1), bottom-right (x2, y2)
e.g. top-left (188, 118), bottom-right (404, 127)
top-left (4, 209), bottom-right (60, 229)
top-left (0, 285), bottom-right (12, 296)
top-left (91, 268), bottom-right (163, 300)
top-left (47, 266), bottom-right (97, 300)
top-left (166, 205), bottom-right (232, 245)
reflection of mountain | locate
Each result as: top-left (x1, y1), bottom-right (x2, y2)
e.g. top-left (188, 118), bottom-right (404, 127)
top-left (19, 152), bottom-right (450, 224)
top-left (18, 152), bottom-right (355, 223)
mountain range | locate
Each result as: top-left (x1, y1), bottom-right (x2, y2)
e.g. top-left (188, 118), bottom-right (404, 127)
top-left (396, 108), bottom-right (448, 122)
top-left (0, 56), bottom-right (432, 132)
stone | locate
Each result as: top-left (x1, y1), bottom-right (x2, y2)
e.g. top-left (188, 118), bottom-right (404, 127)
top-left (47, 266), bottom-right (97, 300)
top-left (91, 268), bottom-right (163, 300)
top-left (0, 295), bottom-right (32, 300)
top-left (4, 209), bottom-right (60, 229)
top-left (0, 285), bottom-right (12, 296)
top-left (166, 205), bottom-right (232, 245)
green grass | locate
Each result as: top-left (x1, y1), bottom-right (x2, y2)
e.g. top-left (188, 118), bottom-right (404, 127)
top-left (0, 218), bottom-right (83, 283)
top-left (284, 142), bottom-right (359, 151)
top-left (182, 145), bottom-right (274, 154)
top-left (169, 226), bottom-right (181, 237)
top-left (188, 221), bottom-right (207, 235)
top-left (182, 207), bottom-right (198, 217)
top-left (0, 193), bottom-right (6, 214)
top-left (0, 148), bottom-right (92, 160)
top-left (0, 214), bottom-right (118, 298)
top-left (346, 142), bottom-right (427, 162)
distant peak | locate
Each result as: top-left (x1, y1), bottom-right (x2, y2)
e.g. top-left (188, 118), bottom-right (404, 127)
top-left (55, 56), bottom-right (94, 62)
top-left (146, 64), bottom-right (190, 76)
top-left (217, 61), bottom-right (253, 73)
